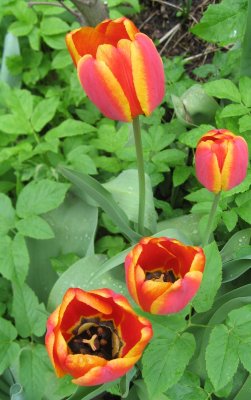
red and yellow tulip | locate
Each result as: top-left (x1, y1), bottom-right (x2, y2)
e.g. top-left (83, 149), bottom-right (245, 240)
top-left (66, 17), bottom-right (165, 122)
top-left (125, 237), bottom-right (205, 314)
top-left (45, 288), bottom-right (152, 386)
top-left (195, 129), bottom-right (248, 193)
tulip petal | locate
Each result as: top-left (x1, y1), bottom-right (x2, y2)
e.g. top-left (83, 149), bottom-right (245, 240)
top-left (97, 18), bottom-right (138, 42)
top-left (96, 42), bottom-right (142, 117)
top-left (221, 136), bottom-right (249, 190)
top-left (140, 279), bottom-right (172, 312)
top-left (195, 141), bottom-right (222, 193)
top-left (131, 33), bottom-right (165, 115)
top-left (65, 354), bottom-right (107, 378)
top-left (78, 55), bottom-right (132, 121)
top-left (151, 271), bottom-right (203, 314)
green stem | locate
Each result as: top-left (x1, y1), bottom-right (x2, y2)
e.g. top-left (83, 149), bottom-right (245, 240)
top-left (132, 117), bottom-right (146, 236)
top-left (202, 192), bottom-right (221, 247)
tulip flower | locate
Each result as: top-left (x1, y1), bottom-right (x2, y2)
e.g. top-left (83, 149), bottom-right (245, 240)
top-left (66, 17), bottom-right (165, 122)
top-left (45, 288), bottom-right (152, 386)
top-left (195, 129), bottom-right (248, 193)
top-left (125, 237), bottom-right (205, 314)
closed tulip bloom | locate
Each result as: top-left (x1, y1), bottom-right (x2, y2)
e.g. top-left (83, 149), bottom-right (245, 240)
top-left (125, 237), bottom-right (205, 315)
top-left (66, 17), bottom-right (165, 122)
top-left (195, 129), bottom-right (248, 193)
top-left (46, 288), bottom-right (152, 386)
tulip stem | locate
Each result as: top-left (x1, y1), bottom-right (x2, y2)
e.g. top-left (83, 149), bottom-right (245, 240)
top-left (133, 117), bottom-right (146, 236)
top-left (202, 192), bottom-right (221, 247)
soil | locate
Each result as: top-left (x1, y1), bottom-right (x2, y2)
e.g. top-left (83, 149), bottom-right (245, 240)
top-left (133, 0), bottom-right (218, 73)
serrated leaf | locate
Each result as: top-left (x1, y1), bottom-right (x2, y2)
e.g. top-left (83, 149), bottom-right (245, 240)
top-left (222, 209), bottom-right (238, 232)
top-left (52, 49), bottom-right (72, 69)
top-left (16, 215), bottom-right (54, 239)
top-left (31, 97), bottom-right (59, 132)
top-left (16, 179), bottom-right (69, 218)
top-left (45, 119), bottom-right (96, 141)
top-left (166, 371), bottom-right (208, 400)
top-left (11, 281), bottom-right (47, 337)
top-left (142, 332), bottom-right (195, 397)
top-left (239, 338), bottom-right (251, 372)
top-left (204, 79), bottom-right (241, 102)
top-left (19, 344), bottom-right (51, 400)
top-left (40, 17), bottom-right (69, 36)
top-left (179, 124), bottom-right (214, 148)
top-left (206, 324), bottom-right (239, 391)
top-left (239, 76), bottom-right (251, 107)
top-left (193, 241), bottom-right (222, 313)
top-left (173, 166), bottom-right (192, 187)
top-left (0, 234), bottom-right (29, 283)
top-left (0, 193), bottom-right (15, 235)
top-left (191, 0), bottom-right (247, 45)
top-left (0, 318), bottom-right (20, 374)
top-left (239, 115), bottom-right (251, 132)
top-left (227, 304), bottom-right (251, 338)
top-left (237, 200), bottom-right (251, 223)
top-left (220, 104), bottom-right (249, 118)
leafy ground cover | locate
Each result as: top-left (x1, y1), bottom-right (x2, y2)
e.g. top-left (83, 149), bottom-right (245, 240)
top-left (0, 0), bottom-right (251, 399)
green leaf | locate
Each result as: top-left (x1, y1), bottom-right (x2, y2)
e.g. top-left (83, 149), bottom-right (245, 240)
top-left (19, 344), bottom-right (51, 400)
top-left (16, 179), bottom-right (69, 218)
top-left (193, 241), bottom-right (222, 313)
top-left (26, 192), bottom-right (98, 303)
top-left (191, 0), bottom-right (247, 45)
top-left (143, 332), bottom-right (195, 397)
top-left (10, 383), bottom-right (25, 400)
top-left (152, 149), bottom-right (186, 169)
top-left (52, 49), bottom-right (72, 69)
top-left (204, 79), bottom-right (241, 102)
top-left (239, 115), bottom-right (251, 132)
top-left (16, 215), bottom-right (54, 239)
top-left (222, 209), bottom-right (238, 232)
top-left (103, 169), bottom-right (157, 233)
top-left (166, 372), bottom-right (208, 400)
top-left (9, 21), bottom-right (33, 36)
top-left (59, 166), bottom-right (141, 243)
top-left (205, 324), bottom-right (239, 391)
top-left (0, 193), bottom-right (15, 235)
top-left (227, 304), bottom-right (251, 339)
top-left (0, 234), bottom-right (29, 283)
top-left (173, 166), bottom-right (192, 187)
top-left (45, 119), bottom-right (96, 141)
top-left (223, 258), bottom-right (251, 283)
top-left (48, 255), bottom-right (127, 311)
top-left (179, 124), bottom-right (214, 148)
top-left (239, 76), bottom-right (251, 107)
top-left (237, 200), bottom-right (251, 223)
top-left (220, 103), bottom-right (249, 118)
top-left (31, 97), bottom-right (59, 132)
top-left (0, 318), bottom-right (20, 374)
top-left (40, 17), bottom-right (69, 36)
top-left (233, 375), bottom-right (251, 400)
top-left (11, 281), bottom-right (47, 337)
top-left (68, 381), bottom-right (118, 400)
top-left (238, 338), bottom-right (251, 372)
top-left (220, 228), bottom-right (251, 262)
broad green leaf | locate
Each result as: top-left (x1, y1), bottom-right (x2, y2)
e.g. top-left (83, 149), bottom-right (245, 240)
top-left (16, 215), bottom-right (54, 239)
top-left (0, 234), bottom-right (29, 283)
top-left (233, 375), bottom-right (251, 400)
top-left (40, 17), bottom-right (69, 36)
top-left (16, 179), bottom-right (70, 218)
top-left (42, 34), bottom-right (66, 50)
top-left (220, 104), bottom-right (249, 118)
top-left (0, 318), bottom-right (20, 374)
top-left (238, 338), bottom-right (251, 372)
top-left (52, 49), bottom-right (72, 69)
top-left (45, 119), bottom-right (96, 141)
top-left (239, 115), bottom-right (251, 132)
top-left (31, 97), bottom-right (59, 132)
top-left (152, 149), bottom-right (186, 169)
top-left (0, 114), bottom-right (31, 134)
top-left (27, 192), bottom-right (98, 303)
top-left (227, 304), bottom-right (251, 338)
top-left (179, 124), bottom-right (214, 148)
top-left (204, 79), bottom-right (241, 103)
top-left (11, 281), bottom-right (47, 337)
top-left (0, 193), bottom-right (15, 235)
top-left (48, 255), bottom-right (127, 311)
top-left (173, 166), bottom-right (192, 187)
top-left (193, 242), bottom-right (222, 313)
top-left (9, 21), bottom-right (33, 36)
top-left (19, 344), bottom-right (51, 400)
top-left (142, 332), bottom-right (195, 397)
top-left (59, 166), bottom-right (141, 243)
top-left (103, 169), bottom-right (157, 233)
top-left (221, 228), bottom-right (251, 262)
top-left (67, 149), bottom-right (97, 175)
top-left (239, 76), bottom-right (251, 107)
top-left (222, 209), bottom-right (238, 232)
top-left (223, 258), bottom-right (251, 282)
top-left (157, 215), bottom-right (200, 245)
top-left (237, 200), bottom-right (251, 223)
top-left (191, 0), bottom-right (247, 45)
top-left (206, 324), bottom-right (239, 391)
top-left (68, 381), bottom-right (118, 400)
top-left (166, 372), bottom-right (208, 400)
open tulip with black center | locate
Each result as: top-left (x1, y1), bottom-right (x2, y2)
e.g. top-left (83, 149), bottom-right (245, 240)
top-left (66, 17), bottom-right (165, 122)
top-left (125, 237), bottom-right (205, 314)
top-left (45, 288), bottom-right (152, 386)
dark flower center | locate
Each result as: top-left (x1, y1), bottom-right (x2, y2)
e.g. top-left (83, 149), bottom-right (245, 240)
top-left (68, 317), bottom-right (123, 360)
top-left (145, 270), bottom-right (177, 283)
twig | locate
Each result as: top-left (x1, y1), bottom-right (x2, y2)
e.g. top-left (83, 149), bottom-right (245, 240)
top-left (158, 23), bottom-right (181, 44)
top-left (152, 0), bottom-right (182, 11)
top-left (159, 24), bottom-right (181, 55)
top-left (28, 0), bottom-right (85, 24)
top-left (184, 47), bottom-right (218, 62)
top-left (139, 10), bottom-right (158, 30)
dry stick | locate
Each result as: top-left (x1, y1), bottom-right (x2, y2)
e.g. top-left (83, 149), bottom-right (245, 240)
top-left (184, 47), bottom-right (218, 62)
top-left (139, 10), bottom-right (158, 30)
top-left (152, 0), bottom-right (182, 11)
top-left (159, 25), bottom-right (181, 55)
top-left (159, 22), bottom-right (181, 45)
